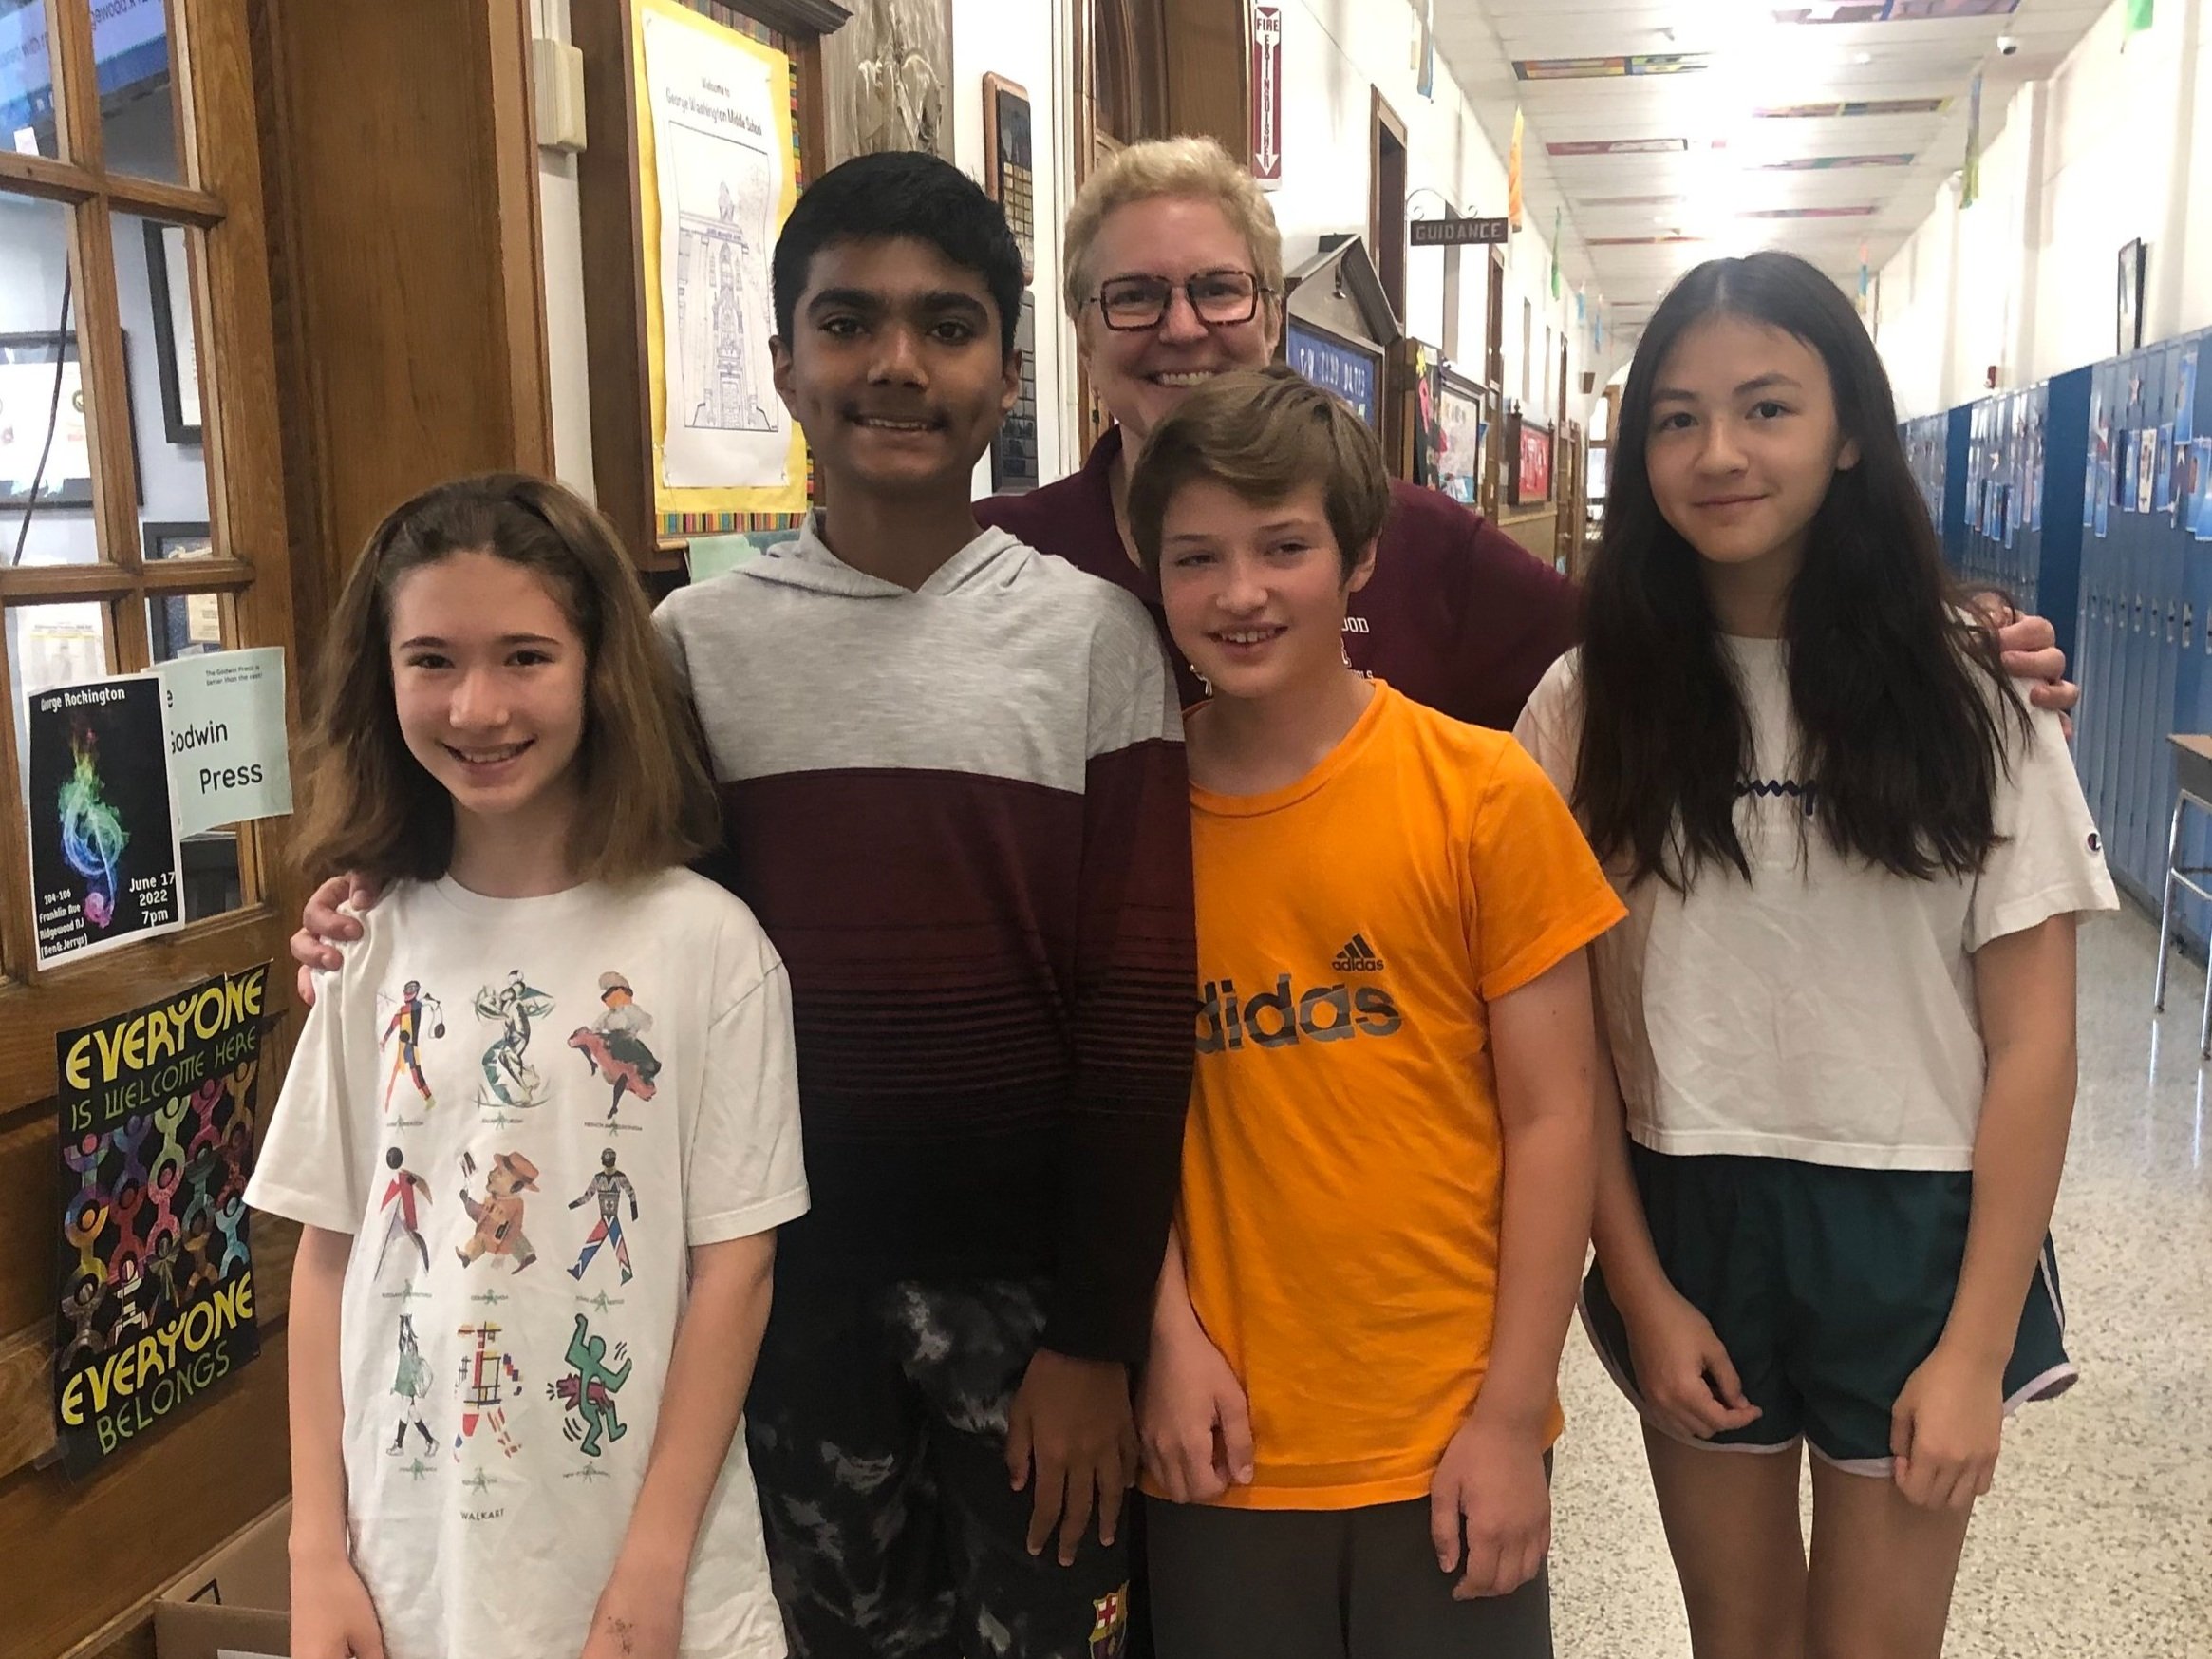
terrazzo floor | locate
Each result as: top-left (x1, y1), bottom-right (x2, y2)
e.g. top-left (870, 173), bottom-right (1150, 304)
top-left (1547, 902), bottom-right (2212, 1657)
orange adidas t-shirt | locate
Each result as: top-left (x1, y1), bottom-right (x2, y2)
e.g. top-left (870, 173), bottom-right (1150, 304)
top-left (1169, 682), bottom-right (1624, 1510)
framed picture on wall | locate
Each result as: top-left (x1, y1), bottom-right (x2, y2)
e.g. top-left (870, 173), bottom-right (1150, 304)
top-left (144, 220), bottom-right (202, 445)
top-left (142, 519), bottom-right (214, 561)
top-left (0, 333), bottom-right (93, 508)
top-left (2118, 238), bottom-right (2146, 355)
top-left (820, 0), bottom-right (954, 165)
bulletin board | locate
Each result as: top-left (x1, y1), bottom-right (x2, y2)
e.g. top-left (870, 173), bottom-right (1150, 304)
top-left (631, 0), bottom-right (809, 518)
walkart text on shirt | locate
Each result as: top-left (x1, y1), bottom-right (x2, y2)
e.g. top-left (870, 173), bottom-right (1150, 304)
top-left (53, 964), bottom-right (270, 1477)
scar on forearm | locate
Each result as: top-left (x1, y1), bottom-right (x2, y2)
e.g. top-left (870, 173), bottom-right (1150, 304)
top-left (606, 1617), bottom-right (636, 1656)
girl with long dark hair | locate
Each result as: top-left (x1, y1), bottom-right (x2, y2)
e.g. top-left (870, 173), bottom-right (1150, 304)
top-left (1516, 253), bottom-right (2116, 1657)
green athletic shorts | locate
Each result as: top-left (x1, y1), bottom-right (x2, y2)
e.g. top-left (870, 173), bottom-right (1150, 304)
top-left (1580, 1144), bottom-right (2075, 1472)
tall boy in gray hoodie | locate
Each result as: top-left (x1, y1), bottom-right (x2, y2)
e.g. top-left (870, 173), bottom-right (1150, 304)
top-left (653, 151), bottom-right (1193, 1659)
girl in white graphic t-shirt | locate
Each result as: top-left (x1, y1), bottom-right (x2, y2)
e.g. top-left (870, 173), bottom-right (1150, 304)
top-left (248, 475), bottom-right (806, 1659)
top-left (1515, 254), bottom-right (2115, 1659)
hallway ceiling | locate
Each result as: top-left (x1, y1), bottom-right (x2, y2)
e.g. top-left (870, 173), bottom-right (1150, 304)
top-left (1431, 0), bottom-right (2110, 342)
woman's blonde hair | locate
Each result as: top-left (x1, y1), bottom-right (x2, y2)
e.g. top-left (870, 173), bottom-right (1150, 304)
top-left (1128, 367), bottom-right (1390, 579)
top-left (1060, 136), bottom-right (1285, 321)
top-left (292, 473), bottom-right (722, 888)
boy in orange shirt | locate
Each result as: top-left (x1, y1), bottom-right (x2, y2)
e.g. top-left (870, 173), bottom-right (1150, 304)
top-left (1129, 367), bottom-right (1623, 1659)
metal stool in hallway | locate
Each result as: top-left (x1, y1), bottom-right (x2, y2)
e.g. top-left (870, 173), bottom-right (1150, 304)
top-left (2154, 735), bottom-right (2212, 1056)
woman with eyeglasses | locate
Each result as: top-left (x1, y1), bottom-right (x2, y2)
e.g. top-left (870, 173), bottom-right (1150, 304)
top-left (977, 136), bottom-right (1579, 730)
top-left (977, 136), bottom-right (2073, 735)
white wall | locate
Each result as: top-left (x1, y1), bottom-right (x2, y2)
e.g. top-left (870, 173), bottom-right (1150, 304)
top-left (1266, 0), bottom-right (1596, 428)
top-left (1878, 0), bottom-right (2212, 418)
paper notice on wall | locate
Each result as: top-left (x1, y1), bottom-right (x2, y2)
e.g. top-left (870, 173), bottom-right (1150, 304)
top-left (156, 647), bottom-right (292, 837)
top-left (53, 965), bottom-right (268, 1477)
top-left (25, 675), bottom-right (186, 967)
top-left (641, 7), bottom-right (791, 491)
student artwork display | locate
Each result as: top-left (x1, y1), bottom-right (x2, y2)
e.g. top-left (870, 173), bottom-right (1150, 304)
top-left (1407, 344), bottom-right (1443, 492)
top-left (633, 0), bottom-right (807, 511)
top-left (1515, 419), bottom-right (1554, 505)
top-left (1434, 374), bottom-right (1486, 505)
top-left (53, 965), bottom-right (270, 1477)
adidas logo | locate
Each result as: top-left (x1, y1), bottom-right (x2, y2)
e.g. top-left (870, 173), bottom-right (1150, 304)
top-left (1196, 975), bottom-right (1402, 1053)
top-left (1331, 933), bottom-right (1386, 972)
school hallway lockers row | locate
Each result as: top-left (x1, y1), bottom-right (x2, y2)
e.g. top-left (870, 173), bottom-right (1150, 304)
top-left (1906, 332), bottom-right (2212, 950)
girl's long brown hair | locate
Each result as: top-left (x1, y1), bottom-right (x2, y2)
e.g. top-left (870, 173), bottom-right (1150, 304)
top-left (292, 473), bottom-right (721, 887)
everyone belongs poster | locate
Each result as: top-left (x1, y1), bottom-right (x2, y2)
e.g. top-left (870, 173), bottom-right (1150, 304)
top-left (53, 967), bottom-right (268, 1476)
top-left (25, 675), bottom-right (184, 967)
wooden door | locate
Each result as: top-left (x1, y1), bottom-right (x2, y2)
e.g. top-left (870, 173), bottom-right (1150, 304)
top-left (0, 2), bottom-right (302, 1653)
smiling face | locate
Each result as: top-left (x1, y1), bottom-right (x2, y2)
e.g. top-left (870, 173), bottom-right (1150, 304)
top-left (1644, 311), bottom-right (1859, 591)
top-left (771, 235), bottom-right (1020, 503)
top-left (1076, 196), bottom-right (1279, 449)
top-left (1155, 478), bottom-right (1372, 703)
top-left (388, 550), bottom-right (590, 848)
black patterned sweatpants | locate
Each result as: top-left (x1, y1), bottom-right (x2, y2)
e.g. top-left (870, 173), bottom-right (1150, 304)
top-left (746, 1276), bottom-right (1134, 1659)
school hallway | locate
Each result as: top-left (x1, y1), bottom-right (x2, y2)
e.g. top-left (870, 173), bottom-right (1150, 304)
top-left (1548, 900), bottom-right (2212, 1657)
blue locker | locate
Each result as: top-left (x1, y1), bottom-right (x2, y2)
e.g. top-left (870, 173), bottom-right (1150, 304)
top-left (2086, 362), bottom-right (2124, 845)
top-left (2114, 358), bottom-right (2141, 892)
top-left (2079, 367), bottom-right (2114, 831)
top-left (2148, 344), bottom-right (2188, 900)
top-left (2172, 331), bottom-right (2212, 950)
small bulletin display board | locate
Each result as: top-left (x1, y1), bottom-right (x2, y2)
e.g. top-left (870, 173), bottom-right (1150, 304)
top-left (1510, 413), bottom-right (1554, 506)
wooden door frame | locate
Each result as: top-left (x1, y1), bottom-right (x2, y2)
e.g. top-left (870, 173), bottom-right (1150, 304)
top-left (1369, 88), bottom-right (1408, 325)
top-left (0, 3), bottom-right (307, 1653)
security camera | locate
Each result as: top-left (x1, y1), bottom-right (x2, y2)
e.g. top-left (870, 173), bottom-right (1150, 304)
top-left (1997, 33), bottom-right (2019, 56)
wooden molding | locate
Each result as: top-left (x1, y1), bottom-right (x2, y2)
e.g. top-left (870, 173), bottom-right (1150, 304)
top-left (573, 0), bottom-right (655, 558)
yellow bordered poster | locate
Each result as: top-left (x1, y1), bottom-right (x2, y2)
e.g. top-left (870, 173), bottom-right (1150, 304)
top-left (633, 0), bottom-right (808, 515)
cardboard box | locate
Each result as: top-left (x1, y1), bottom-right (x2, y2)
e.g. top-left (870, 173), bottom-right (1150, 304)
top-left (154, 1500), bottom-right (290, 1659)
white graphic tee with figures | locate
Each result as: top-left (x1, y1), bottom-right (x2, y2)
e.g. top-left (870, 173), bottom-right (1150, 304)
top-left (247, 869), bottom-right (807, 1659)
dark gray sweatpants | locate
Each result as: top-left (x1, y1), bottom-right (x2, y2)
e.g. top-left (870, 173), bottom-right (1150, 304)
top-left (1146, 1496), bottom-right (1552, 1659)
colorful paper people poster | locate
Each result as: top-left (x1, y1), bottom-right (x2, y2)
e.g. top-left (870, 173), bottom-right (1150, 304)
top-left (25, 675), bottom-right (185, 968)
top-left (2178, 348), bottom-right (2198, 443)
top-left (2157, 425), bottom-right (2176, 514)
top-left (54, 965), bottom-right (269, 1475)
